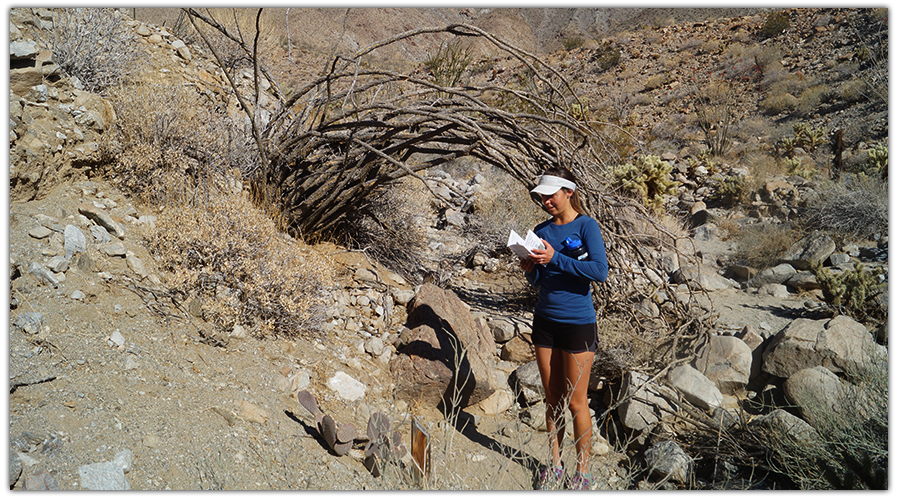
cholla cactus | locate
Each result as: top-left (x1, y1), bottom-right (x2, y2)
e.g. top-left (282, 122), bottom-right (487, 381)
top-left (813, 261), bottom-right (884, 321)
top-left (611, 154), bottom-right (679, 212)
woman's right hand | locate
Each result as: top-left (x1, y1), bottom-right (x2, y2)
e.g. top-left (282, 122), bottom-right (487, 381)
top-left (519, 257), bottom-right (535, 272)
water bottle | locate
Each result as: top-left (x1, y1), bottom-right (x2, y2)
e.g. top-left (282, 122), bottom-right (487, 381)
top-left (563, 236), bottom-right (589, 261)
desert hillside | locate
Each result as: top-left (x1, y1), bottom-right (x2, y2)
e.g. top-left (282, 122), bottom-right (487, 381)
top-left (8, 7), bottom-right (888, 491)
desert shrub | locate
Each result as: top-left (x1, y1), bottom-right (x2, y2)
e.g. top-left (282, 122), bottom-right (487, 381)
top-left (39, 8), bottom-right (145, 92)
top-left (692, 79), bottom-right (739, 156)
top-left (105, 82), bottom-right (257, 205)
top-left (424, 40), bottom-right (473, 89)
top-left (341, 177), bottom-right (430, 285)
top-left (610, 155), bottom-right (679, 213)
top-left (590, 41), bottom-right (621, 72)
top-left (744, 151), bottom-right (786, 183)
top-left (839, 78), bottom-right (868, 103)
top-left (759, 10), bottom-right (791, 39)
top-left (562, 36), bottom-right (584, 51)
top-left (796, 84), bottom-right (829, 116)
top-left (708, 175), bottom-right (750, 208)
top-left (760, 93), bottom-right (797, 116)
top-left (643, 74), bottom-right (668, 91)
top-left (731, 223), bottom-right (798, 269)
top-left (148, 193), bottom-right (334, 338)
top-left (766, 357), bottom-right (887, 489)
top-left (801, 175), bottom-right (887, 239)
top-left (812, 261), bottom-right (885, 323)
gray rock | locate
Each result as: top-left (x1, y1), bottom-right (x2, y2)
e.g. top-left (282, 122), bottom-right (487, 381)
top-left (46, 256), bottom-right (69, 273)
top-left (364, 337), bottom-right (384, 357)
top-left (785, 270), bottom-right (820, 290)
top-left (10, 40), bottom-right (38, 59)
top-left (783, 366), bottom-right (846, 428)
top-left (756, 283), bottom-right (789, 298)
top-left (735, 325), bottom-right (766, 381)
top-left (9, 446), bottom-right (22, 488)
top-left (695, 335), bottom-right (752, 394)
top-left (644, 440), bottom-right (692, 484)
top-left (77, 460), bottom-right (130, 490)
top-left (781, 230), bottom-right (835, 270)
top-left (617, 371), bottom-right (679, 434)
top-left (113, 449), bottom-right (132, 473)
top-left (24, 471), bottom-right (59, 490)
top-left (89, 224), bottom-right (112, 243)
top-left (667, 364), bottom-right (723, 411)
top-left (64, 225), bottom-right (87, 260)
top-left (749, 263), bottom-right (796, 288)
top-left (28, 225), bottom-right (52, 239)
top-left (512, 360), bottom-right (544, 405)
top-left (488, 318), bottom-right (516, 343)
top-left (78, 204), bottom-right (125, 239)
top-left (762, 315), bottom-right (887, 379)
top-left (828, 253), bottom-right (851, 266)
top-left (125, 253), bottom-right (147, 278)
top-left (14, 312), bottom-right (44, 334)
top-left (327, 371), bottom-right (366, 401)
top-left (101, 242), bottom-right (127, 257)
top-left (108, 330), bottom-right (125, 347)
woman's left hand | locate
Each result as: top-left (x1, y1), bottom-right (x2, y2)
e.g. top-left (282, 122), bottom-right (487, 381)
top-left (529, 238), bottom-right (554, 266)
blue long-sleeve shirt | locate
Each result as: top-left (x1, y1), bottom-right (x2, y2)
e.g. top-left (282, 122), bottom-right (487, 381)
top-left (525, 214), bottom-right (608, 324)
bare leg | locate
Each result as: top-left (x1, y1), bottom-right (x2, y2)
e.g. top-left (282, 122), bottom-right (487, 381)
top-left (535, 346), bottom-right (566, 468)
top-left (563, 349), bottom-right (595, 474)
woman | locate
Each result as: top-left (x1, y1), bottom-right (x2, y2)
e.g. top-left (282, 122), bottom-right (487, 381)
top-left (519, 167), bottom-right (608, 490)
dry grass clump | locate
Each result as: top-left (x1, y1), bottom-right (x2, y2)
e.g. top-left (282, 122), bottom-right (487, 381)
top-left (801, 175), bottom-right (888, 240)
top-left (730, 222), bottom-right (798, 269)
top-left (104, 81), bottom-right (257, 205)
top-left (148, 192), bottom-right (335, 339)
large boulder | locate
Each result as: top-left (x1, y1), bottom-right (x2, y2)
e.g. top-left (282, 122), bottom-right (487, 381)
top-left (616, 371), bottom-right (678, 435)
top-left (761, 315), bottom-right (886, 379)
top-left (780, 230), bottom-right (836, 270)
top-left (694, 335), bottom-right (752, 394)
top-left (782, 366), bottom-right (846, 429)
top-left (747, 408), bottom-right (819, 444)
top-left (389, 284), bottom-right (497, 410)
top-left (667, 364), bottom-right (723, 411)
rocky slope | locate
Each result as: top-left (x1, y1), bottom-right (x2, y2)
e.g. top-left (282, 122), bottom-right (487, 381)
top-left (7, 7), bottom-right (888, 491)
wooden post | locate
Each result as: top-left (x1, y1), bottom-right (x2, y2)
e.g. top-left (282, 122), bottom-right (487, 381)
top-left (411, 418), bottom-right (430, 487)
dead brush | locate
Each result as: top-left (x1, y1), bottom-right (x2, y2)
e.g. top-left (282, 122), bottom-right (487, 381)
top-left (104, 81), bottom-right (257, 206)
top-left (147, 191), bottom-right (335, 339)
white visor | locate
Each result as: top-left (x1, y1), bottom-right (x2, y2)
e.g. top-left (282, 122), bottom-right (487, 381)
top-left (530, 175), bottom-right (577, 196)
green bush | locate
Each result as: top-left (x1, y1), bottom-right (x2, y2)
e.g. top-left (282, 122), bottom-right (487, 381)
top-left (611, 155), bottom-right (679, 212)
top-left (759, 10), bottom-right (791, 39)
top-left (424, 40), bottom-right (473, 89)
top-left (590, 41), bottom-right (621, 72)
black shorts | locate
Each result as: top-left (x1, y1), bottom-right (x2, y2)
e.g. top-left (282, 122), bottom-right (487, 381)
top-left (531, 314), bottom-right (598, 353)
